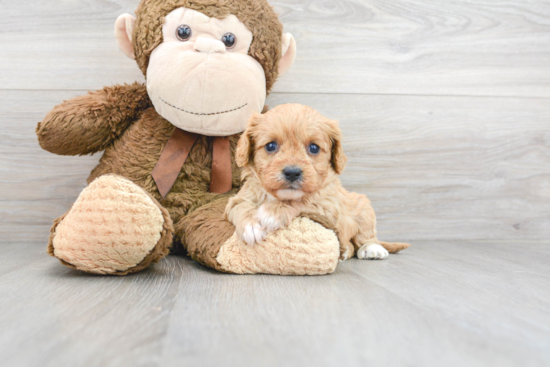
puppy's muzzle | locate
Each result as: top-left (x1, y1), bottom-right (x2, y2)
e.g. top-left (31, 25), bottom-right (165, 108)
top-left (283, 166), bottom-right (302, 183)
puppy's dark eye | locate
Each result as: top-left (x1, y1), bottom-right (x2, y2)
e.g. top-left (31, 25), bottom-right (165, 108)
top-left (176, 25), bottom-right (192, 41)
top-left (308, 143), bottom-right (320, 155)
top-left (221, 32), bottom-right (237, 49)
top-left (265, 141), bottom-right (278, 153)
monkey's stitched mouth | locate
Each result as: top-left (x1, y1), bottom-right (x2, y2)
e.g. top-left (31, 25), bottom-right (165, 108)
top-left (160, 97), bottom-right (248, 116)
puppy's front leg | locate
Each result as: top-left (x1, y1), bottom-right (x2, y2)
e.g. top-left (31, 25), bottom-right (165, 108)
top-left (225, 196), bottom-right (266, 246)
top-left (256, 201), bottom-right (300, 234)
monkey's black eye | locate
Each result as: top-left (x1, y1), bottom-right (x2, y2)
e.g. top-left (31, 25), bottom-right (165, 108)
top-left (221, 32), bottom-right (237, 49)
top-left (265, 141), bottom-right (278, 153)
top-left (308, 143), bottom-right (320, 155)
top-left (176, 25), bottom-right (192, 41)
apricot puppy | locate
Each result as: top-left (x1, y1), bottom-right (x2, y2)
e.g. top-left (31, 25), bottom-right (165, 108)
top-left (225, 103), bottom-right (409, 260)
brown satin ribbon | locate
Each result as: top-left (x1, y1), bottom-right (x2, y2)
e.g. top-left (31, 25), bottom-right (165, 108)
top-left (210, 136), bottom-right (233, 194)
top-left (151, 128), bottom-right (233, 198)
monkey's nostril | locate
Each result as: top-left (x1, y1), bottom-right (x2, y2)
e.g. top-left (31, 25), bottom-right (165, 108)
top-left (283, 166), bottom-right (302, 183)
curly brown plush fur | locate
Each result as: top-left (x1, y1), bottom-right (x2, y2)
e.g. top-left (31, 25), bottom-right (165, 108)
top-left (39, 89), bottom-right (241, 261)
top-left (87, 106), bottom-right (242, 226)
top-left (37, 83), bottom-right (151, 156)
top-left (37, 0), bottom-right (288, 274)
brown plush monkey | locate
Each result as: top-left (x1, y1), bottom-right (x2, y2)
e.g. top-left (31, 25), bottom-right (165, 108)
top-left (36, 0), bottom-right (355, 275)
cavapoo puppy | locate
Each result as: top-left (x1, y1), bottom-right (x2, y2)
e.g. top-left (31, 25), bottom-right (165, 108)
top-left (225, 103), bottom-right (410, 260)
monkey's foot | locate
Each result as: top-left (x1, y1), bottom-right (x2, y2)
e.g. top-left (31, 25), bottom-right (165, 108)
top-left (48, 175), bottom-right (173, 275)
top-left (217, 217), bottom-right (340, 275)
top-left (178, 198), bottom-right (340, 275)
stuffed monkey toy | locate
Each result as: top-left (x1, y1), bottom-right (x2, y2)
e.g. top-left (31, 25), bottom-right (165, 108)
top-left (36, 0), bottom-right (346, 275)
top-left (37, 0), bottom-right (408, 275)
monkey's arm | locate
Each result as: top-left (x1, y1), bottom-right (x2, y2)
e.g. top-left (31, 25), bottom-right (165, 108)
top-left (36, 82), bottom-right (150, 155)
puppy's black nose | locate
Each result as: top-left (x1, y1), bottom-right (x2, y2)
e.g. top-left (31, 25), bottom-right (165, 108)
top-left (283, 166), bottom-right (302, 183)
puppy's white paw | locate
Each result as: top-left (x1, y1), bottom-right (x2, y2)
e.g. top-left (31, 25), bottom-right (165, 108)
top-left (256, 205), bottom-right (282, 233)
top-left (241, 222), bottom-right (266, 246)
top-left (357, 243), bottom-right (389, 260)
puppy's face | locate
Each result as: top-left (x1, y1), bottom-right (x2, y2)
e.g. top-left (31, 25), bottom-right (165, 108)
top-left (236, 104), bottom-right (347, 201)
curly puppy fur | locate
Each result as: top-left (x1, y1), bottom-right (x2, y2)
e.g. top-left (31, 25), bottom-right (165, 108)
top-left (225, 104), bottom-right (410, 259)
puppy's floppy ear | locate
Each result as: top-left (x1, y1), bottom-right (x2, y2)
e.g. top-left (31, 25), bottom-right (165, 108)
top-left (236, 113), bottom-right (263, 167)
top-left (327, 119), bottom-right (348, 174)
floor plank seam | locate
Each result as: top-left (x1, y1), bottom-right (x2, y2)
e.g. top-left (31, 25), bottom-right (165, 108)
top-left (2, 88), bottom-right (550, 100)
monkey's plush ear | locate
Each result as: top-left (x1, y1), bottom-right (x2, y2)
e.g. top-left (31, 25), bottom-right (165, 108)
top-left (236, 114), bottom-right (263, 167)
top-left (115, 14), bottom-right (136, 60)
top-left (328, 120), bottom-right (348, 174)
top-left (278, 33), bottom-right (296, 76)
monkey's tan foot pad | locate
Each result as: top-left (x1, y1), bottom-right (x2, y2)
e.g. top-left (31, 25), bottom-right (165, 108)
top-left (48, 175), bottom-right (173, 275)
top-left (216, 217), bottom-right (340, 275)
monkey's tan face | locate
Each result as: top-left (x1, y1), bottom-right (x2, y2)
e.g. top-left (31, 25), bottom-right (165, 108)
top-left (146, 8), bottom-right (267, 136)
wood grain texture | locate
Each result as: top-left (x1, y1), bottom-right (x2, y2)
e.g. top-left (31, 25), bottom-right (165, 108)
top-left (2, 90), bottom-right (549, 242)
top-left (274, 0), bottom-right (550, 97)
top-left (0, 249), bottom-right (185, 367)
top-left (0, 0), bottom-right (144, 90)
top-left (0, 0), bottom-right (549, 96)
top-left (0, 241), bottom-right (549, 367)
top-left (266, 93), bottom-right (550, 242)
top-left (1, 1), bottom-right (550, 366)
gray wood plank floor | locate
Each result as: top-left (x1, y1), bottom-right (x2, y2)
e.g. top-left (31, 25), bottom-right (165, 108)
top-left (1, 241), bottom-right (549, 367)
top-left (1, 0), bottom-right (550, 366)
